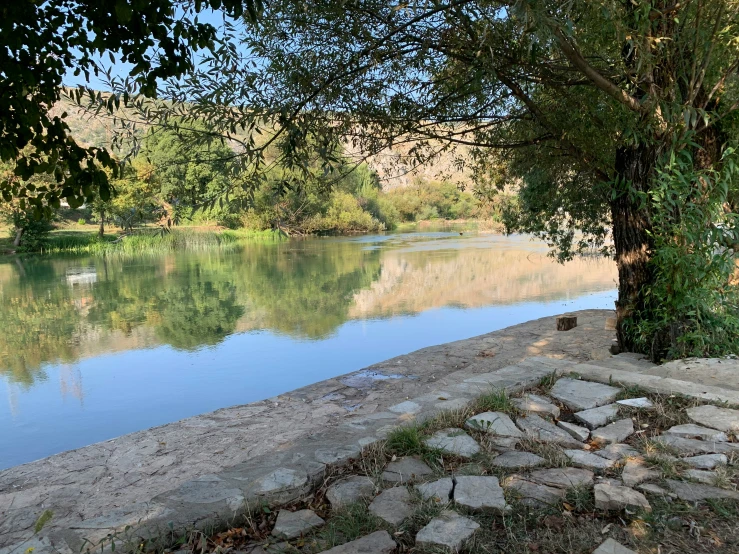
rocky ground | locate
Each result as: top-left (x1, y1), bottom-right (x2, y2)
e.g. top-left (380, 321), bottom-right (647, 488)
top-left (193, 375), bottom-right (739, 553)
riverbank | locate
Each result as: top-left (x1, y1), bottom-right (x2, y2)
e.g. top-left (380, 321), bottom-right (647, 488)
top-left (3, 309), bottom-right (739, 554)
top-left (0, 227), bottom-right (284, 257)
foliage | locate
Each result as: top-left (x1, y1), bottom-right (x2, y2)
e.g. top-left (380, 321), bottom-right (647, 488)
top-left (109, 0), bottom-right (739, 356)
top-left (0, 0), bottom-right (257, 213)
top-left (630, 140), bottom-right (739, 360)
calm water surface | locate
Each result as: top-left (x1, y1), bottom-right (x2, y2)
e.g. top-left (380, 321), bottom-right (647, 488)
top-left (0, 231), bottom-right (617, 469)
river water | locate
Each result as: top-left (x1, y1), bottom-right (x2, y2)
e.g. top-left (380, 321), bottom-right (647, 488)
top-left (0, 231), bottom-right (617, 469)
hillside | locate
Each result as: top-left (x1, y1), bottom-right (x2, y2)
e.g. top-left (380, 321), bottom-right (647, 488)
top-left (50, 97), bottom-right (475, 191)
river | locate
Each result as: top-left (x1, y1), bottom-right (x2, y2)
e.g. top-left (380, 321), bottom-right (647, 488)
top-left (0, 231), bottom-right (617, 469)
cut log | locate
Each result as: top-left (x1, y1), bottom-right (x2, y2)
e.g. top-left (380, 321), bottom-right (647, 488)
top-left (556, 315), bottom-right (577, 331)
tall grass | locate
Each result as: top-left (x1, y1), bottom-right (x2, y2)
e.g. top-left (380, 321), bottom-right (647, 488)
top-left (41, 228), bottom-right (284, 257)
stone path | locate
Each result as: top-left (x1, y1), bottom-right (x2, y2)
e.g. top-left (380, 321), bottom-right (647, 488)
top-left (2, 309), bottom-right (739, 554)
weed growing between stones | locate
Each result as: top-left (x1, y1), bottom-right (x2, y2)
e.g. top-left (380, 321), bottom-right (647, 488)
top-left (315, 502), bottom-right (386, 549)
top-left (385, 426), bottom-right (425, 457)
top-left (471, 389), bottom-right (516, 415)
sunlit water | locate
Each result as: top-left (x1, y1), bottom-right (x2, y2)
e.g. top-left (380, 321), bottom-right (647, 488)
top-left (0, 231), bottom-right (617, 469)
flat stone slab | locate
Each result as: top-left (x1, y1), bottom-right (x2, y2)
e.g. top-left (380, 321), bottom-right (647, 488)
top-left (686, 404), bottom-right (739, 433)
top-left (637, 483), bottom-right (670, 497)
top-left (593, 538), bottom-right (637, 554)
top-left (382, 457), bottom-right (433, 483)
top-left (557, 421), bottom-right (590, 442)
top-left (512, 394), bottom-right (561, 418)
top-left (326, 476), bottom-right (376, 509)
top-left (424, 428), bottom-right (481, 458)
top-left (574, 404), bottom-right (620, 430)
top-left (529, 467), bottom-right (594, 489)
top-left (664, 424), bottom-right (729, 442)
top-left (549, 378), bottom-right (620, 411)
top-left (272, 509), bottom-right (325, 539)
top-left (683, 454), bottom-right (728, 469)
top-left (565, 450), bottom-right (616, 470)
top-left (503, 475), bottom-right (565, 507)
top-left (319, 530), bottom-right (396, 553)
top-left (490, 451), bottom-right (545, 469)
top-left (515, 414), bottom-right (584, 448)
top-left (594, 443), bottom-right (640, 461)
top-left (368, 487), bottom-right (413, 525)
top-left (658, 434), bottom-right (739, 456)
top-left (621, 460), bottom-right (659, 487)
top-left (666, 479), bottom-right (739, 501)
top-left (592, 419), bottom-right (634, 445)
top-left (683, 469), bottom-right (717, 485)
top-left (594, 484), bottom-right (651, 512)
top-left (416, 510), bottom-right (480, 550)
top-left (616, 398), bottom-right (654, 409)
top-left (454, 475), bottom-right (508, 512)
top-left (388, 400), bottom-right (422, 414)
top-left (465, 411), bottom-right (523, 437)
top-left (416, 478), bottom-right (454, 503)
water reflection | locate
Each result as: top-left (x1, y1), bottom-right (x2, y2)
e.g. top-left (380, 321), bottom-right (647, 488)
top-left (0, 232), bottom-right (616, 388)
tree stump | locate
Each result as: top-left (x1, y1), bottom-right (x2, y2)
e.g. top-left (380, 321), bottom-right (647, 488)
top-left (556, 315), bottom-right (577, 331)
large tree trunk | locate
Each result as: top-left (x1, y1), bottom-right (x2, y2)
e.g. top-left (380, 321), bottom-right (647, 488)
top-left (98, 211), bottom-right (105, 238)
top-left (12, 228), bottom-right (23, 248)
top-left (611, 144), bottom-right (657, 354)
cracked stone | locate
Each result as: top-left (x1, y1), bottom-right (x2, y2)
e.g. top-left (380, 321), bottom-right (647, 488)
top-left (594, 484), bottom-right (651, 512)
top-left (549, 378), bottom-right (620, 411)
top-left (616, 398), bottom-right (654, 409)
top-left (368, 487), bottom-right (413, 525)
top-left (318, 530), bottom-right (396, 553)
top-left (621, 460), bottom-right (659, 487)
top-left (454, 475), bottom-right (508, 512)
top-left (664, 424), bottom-right (729, 442)
top-left (686, 405), bottom-right (739, 433)
top-left (515, 414), bottom-right (584, 448)
top-left (382, 457), bottom-right (433, 484)
top-left (424, 428), bottom-right (481, 458)
top-left (416, 478), bottom-right (454, 503)
top-left (512, 394), bottom-right (561, 418)
top-left (465, 412), bottom-right (523, 437)
top-left (592, 538), bottom-right (637, 554)
top-left (683, 454), bottom-right (728, 469)
top-left (326, 476), bottom-right (376, 509)
top-left (490, 451), bottom-right (545, 469)
top-left (591, 419), bottom-right (634, 445)
top-left (665, 479), bottom-right (739, 501)
top-left (416, 510), bottom-right (480, 551)
top-left (529, 468), bottom-right (594, 489)
top-left (594, 443), bottom-right (640, 461)
top-left (565, 450), bottom-right (616, 470)
top-left (657, 435), bottom-right (739, 456)
top-left (574, 404), bottom-right (620, 430)
top-left (557, 421), bottom-right (590, 442)
top-left (272, 509), bottom-right (325, 539)
top-left (503, 475), bottom-right (565, 507)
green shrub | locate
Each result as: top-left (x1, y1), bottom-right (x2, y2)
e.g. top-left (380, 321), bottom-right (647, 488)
top-left (631, 141), bottom-right (739, 360)
top-left (77, 218), bottom-right (86, 225)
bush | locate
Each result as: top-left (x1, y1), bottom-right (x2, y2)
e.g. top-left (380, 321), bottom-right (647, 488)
top-left (631, 142), bottom-right (739, 361)
top-left (77, 218), bottom-right (86, 225)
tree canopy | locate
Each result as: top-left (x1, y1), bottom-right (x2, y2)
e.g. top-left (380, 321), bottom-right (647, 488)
top-left (122, 0), bottom-right (738, 359)
top-left (0, 0), bottom-right (258, 213)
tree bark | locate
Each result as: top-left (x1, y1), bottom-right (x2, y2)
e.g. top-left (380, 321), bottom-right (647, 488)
top-left (98, 210), bottom-right (105, 238)
top-left (12, 228), bottom-right (23, 248)
top-left (611, 144), bottom-right (657, 353)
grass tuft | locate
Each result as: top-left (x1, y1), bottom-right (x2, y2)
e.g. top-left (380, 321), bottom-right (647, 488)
top-left (385, 425), bottom-right (425, 457)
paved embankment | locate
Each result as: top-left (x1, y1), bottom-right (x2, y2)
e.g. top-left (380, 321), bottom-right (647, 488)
top-left (2, 309), bottom-right (737, 554)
